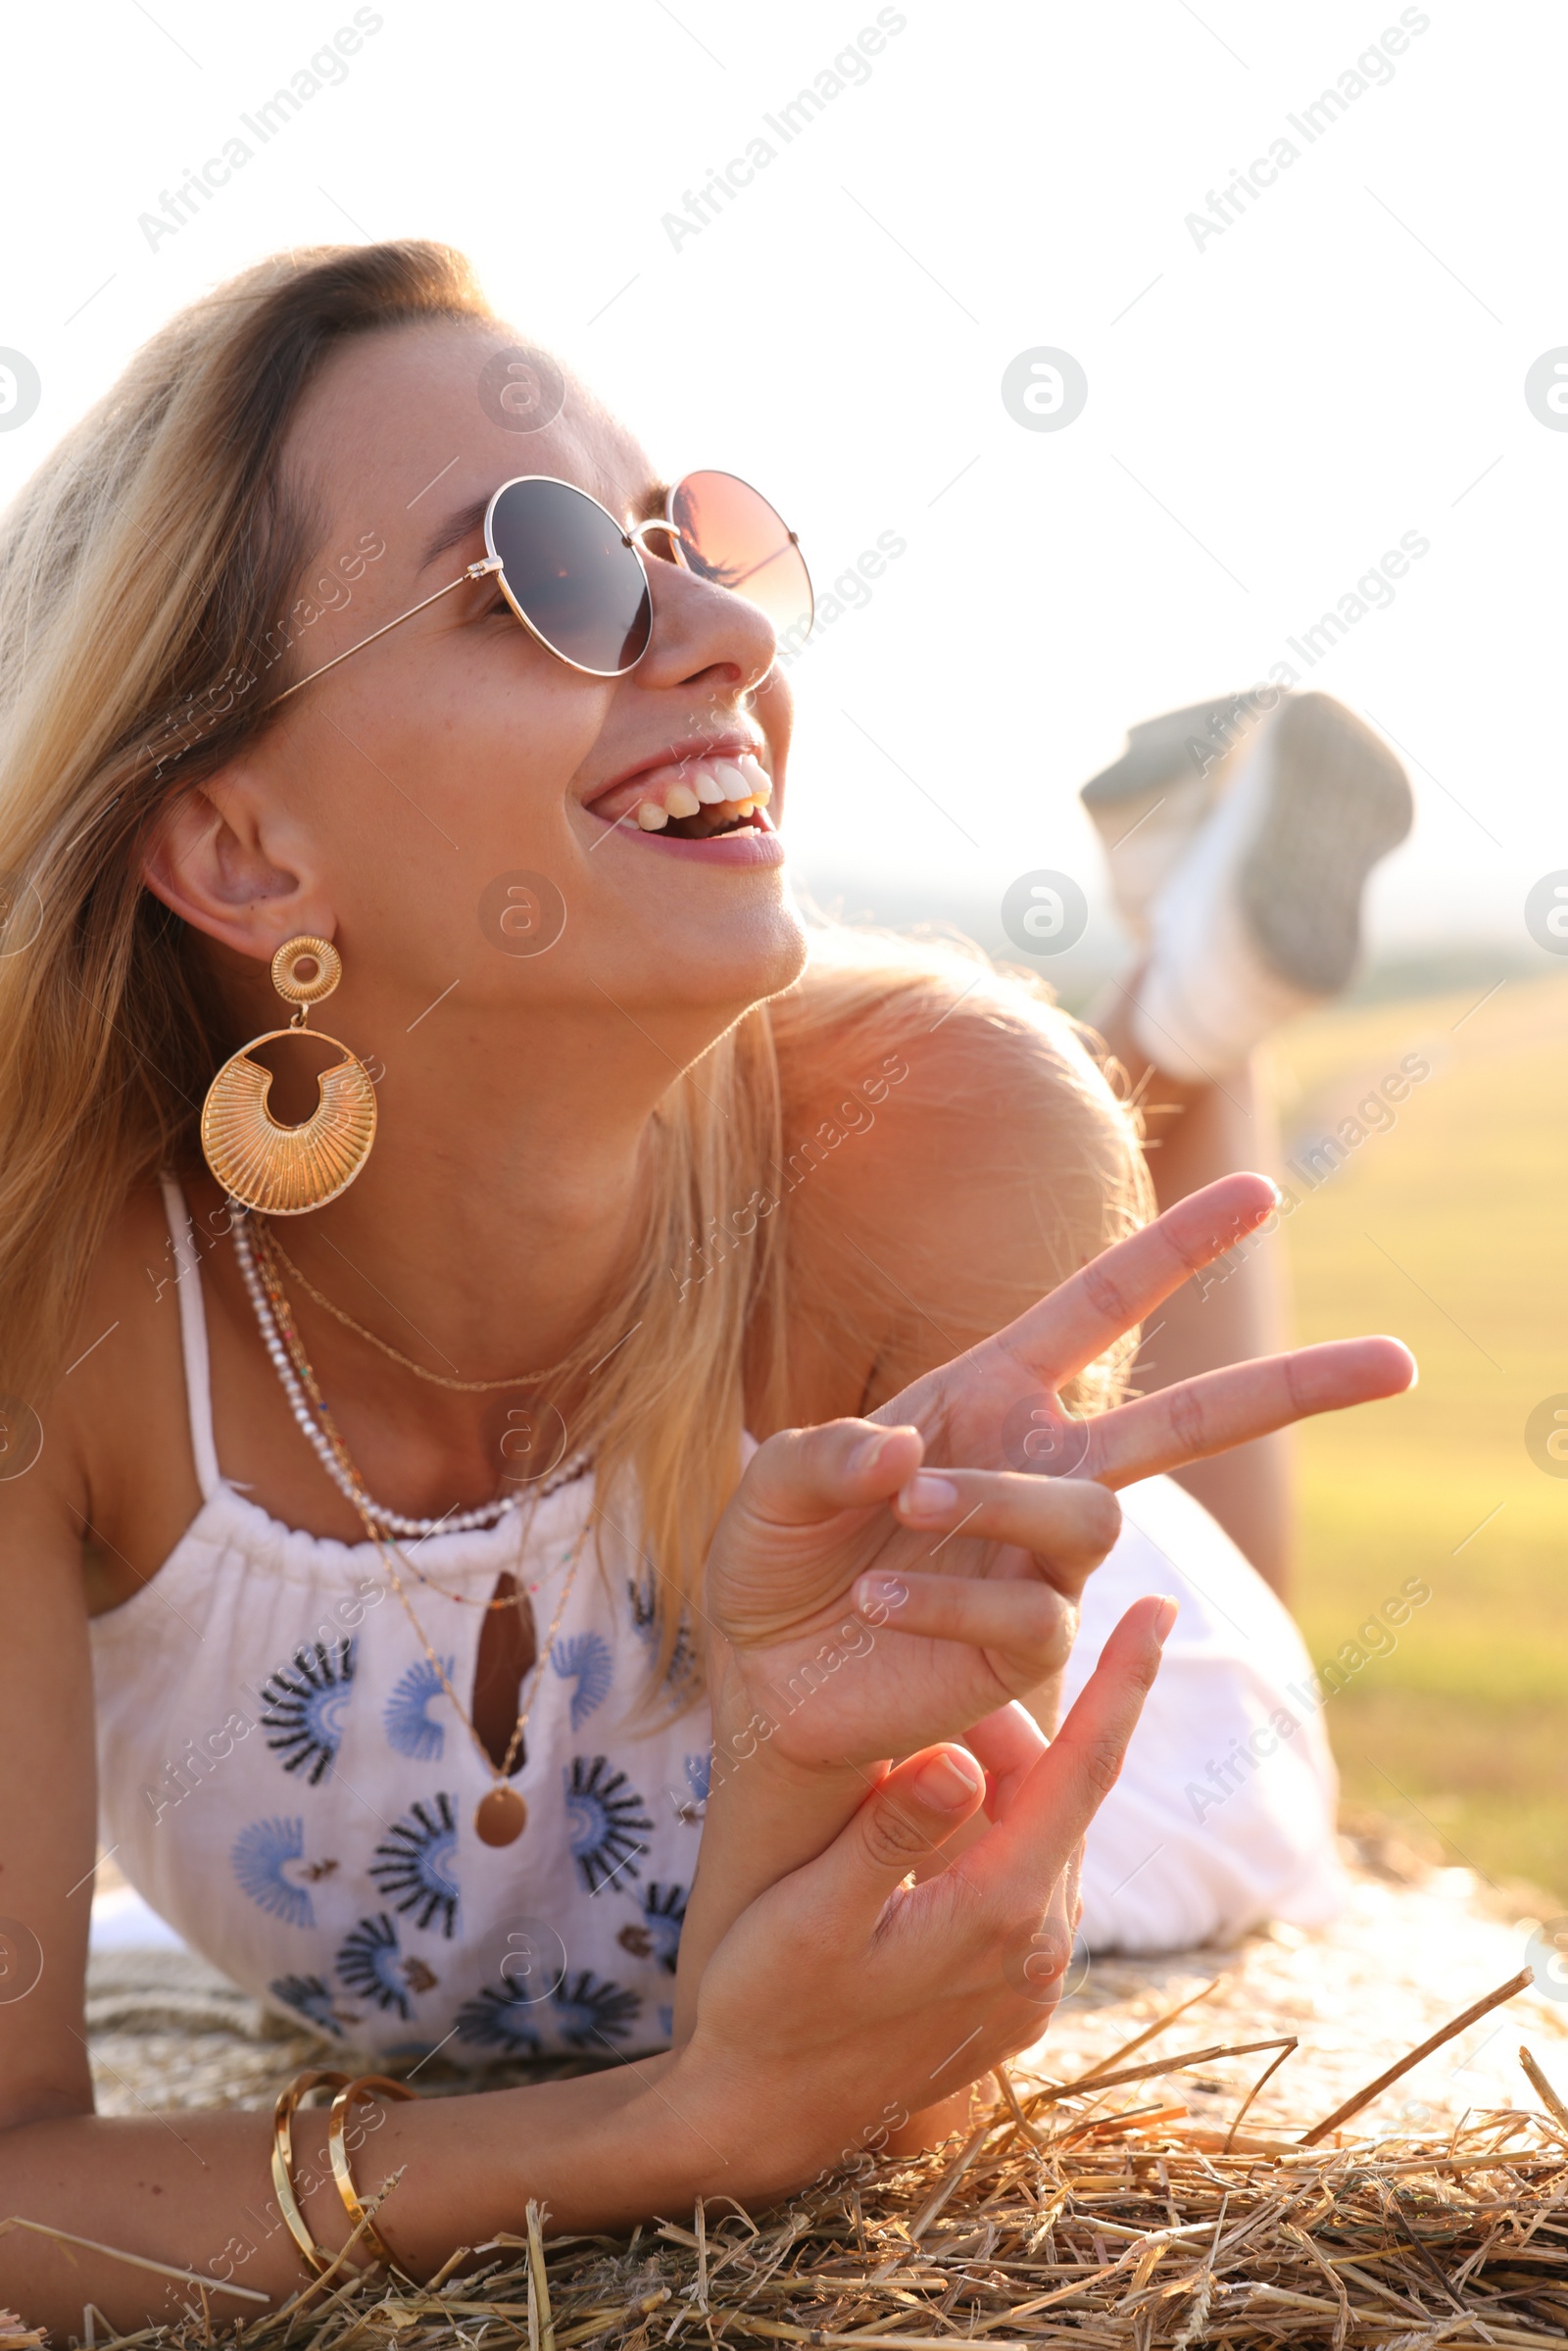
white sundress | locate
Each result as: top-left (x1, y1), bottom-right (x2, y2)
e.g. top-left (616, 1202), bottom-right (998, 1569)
top-left (88, 1184), bottom-right (1345, 2062)
top-left (88, 1182), bottom-right (711, 2067)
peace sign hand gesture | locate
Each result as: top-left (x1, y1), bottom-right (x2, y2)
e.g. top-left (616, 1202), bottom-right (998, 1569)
top-left (705, 1173), bottom-right (1413, 1778)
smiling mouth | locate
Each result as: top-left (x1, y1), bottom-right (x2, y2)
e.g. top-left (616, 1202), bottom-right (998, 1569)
top-left (584, 750), bottom-right (775, 842)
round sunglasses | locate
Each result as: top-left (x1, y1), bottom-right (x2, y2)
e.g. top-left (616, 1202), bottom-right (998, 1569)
top-left (270, 469), bottom-right (813, 707)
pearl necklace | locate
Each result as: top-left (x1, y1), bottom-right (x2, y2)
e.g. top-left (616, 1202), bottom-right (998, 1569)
top-left (229, 1207), bottom-right (590, 1539)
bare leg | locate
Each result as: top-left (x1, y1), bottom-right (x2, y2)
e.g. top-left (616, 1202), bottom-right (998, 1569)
top-left (1093, 977), bottom-right (1295, 1600)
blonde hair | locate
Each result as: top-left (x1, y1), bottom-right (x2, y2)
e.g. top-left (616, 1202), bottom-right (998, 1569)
top-left (0, 241), bottom-right (1150, 1692)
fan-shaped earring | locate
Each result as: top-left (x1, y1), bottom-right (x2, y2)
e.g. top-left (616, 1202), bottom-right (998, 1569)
top-left (201, 936), bottom-right (377, 1215)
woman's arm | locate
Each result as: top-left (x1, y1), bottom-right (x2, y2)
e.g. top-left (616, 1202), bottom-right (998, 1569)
top-left (0, 1624), bottom-right (1164, 2337)
top-left (0, 2065), bottom-right (668, 2331)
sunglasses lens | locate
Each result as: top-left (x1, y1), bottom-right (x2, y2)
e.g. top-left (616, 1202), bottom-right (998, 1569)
top-left (487, 478), bottom-right (652, 674)
top-left (668, 470), bottom-right (813, 649)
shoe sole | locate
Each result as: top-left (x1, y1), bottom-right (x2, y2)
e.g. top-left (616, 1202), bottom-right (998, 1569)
top-left (1239, 694), bottom-right (1412, 997)
top-left (1081, 690), bottom-right (1277, 808)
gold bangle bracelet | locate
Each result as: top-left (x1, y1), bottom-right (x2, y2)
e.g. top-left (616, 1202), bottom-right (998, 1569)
top-left (328, 2074), bottom-right (417, 2268)
top-left (271, 2068), bottom-right (351, 2277)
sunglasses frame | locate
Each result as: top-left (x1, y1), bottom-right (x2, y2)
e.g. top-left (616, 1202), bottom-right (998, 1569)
top-left (265, 469), bottom-right (809, 710)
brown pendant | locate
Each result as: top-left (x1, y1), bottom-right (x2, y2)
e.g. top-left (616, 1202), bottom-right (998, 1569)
top-left (475, 1786), bottom-right (527, 1846)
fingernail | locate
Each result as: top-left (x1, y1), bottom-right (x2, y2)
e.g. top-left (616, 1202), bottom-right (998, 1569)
top-left (913, 1749), bottom-right (984, 1811)
top-left (850, 1430), bottom-right (890, 1478)
top-left (1154, 1596), bottom-right (1178, 1644)
top-left (899, 1471), bottom-right (959, 1520)
top-left (855, 1572), bottom-right (908, 1617)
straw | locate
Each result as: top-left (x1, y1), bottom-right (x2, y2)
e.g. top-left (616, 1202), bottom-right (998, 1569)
top-left (1299, 1969), bottom-right (1535, 2145)
top-left (66, 1965), bottom-right (1568, 2351)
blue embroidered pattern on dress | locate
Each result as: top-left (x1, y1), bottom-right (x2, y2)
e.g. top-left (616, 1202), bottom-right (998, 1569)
top-left (616, 1879), bottom-right (688, 1970)
top-left (550, 1631), bottom-right (613, 1732)
top-left (639, 1881), bottom-right (687, 1973)
top-left (453, 1984), bottom-right (543, 2057)
top-left (625, 1572), bottom-right (699, 1699)
top-left (231, 1815), bottom-right (313, 1929)
top-left (551, 1969), bottom-right (642, 2048)
top-left (662, 1749), bottom-right (711, 1827)
top-left (564, 1755), bottom-right (653, 1894)
top-left (261, 1639), bottom-right (356, 1785)
top-left (368, 1794), bottom-right (460, 1938)
top-left (382, 1656), bottom-right (453, 1762)
top-left (269, 1973), bottom-right (346, 2037)
top-left (336, 1911), bottom-right (426, 2020)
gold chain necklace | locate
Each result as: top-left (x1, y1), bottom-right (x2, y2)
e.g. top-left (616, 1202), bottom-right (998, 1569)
top-left (259, 1221), bottom-right (554, 1395)
top-left (250, 1228), bottom-right (588, 1848)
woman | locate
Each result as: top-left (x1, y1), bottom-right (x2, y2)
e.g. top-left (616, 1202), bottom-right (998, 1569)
top-left (0, 239), bottom-right (1411, 2326)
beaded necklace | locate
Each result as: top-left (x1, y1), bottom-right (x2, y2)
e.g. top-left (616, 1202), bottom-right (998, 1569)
top-left (230, 1208), bottom-right (589, 1544)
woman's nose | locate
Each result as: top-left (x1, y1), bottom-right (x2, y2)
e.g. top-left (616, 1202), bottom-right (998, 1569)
top-left (633, 540), bottom-right (778, 698)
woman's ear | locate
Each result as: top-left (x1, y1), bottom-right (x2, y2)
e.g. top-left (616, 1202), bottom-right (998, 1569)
top-left (140, 764), bottom-right (337, 959)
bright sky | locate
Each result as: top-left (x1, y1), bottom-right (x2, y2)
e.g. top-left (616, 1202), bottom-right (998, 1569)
top-left (2, 0), bottom-right (1557, 968)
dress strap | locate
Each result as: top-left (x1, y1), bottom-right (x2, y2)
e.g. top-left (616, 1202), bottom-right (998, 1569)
top-left (159, 1175), bottom-right (222, 1503)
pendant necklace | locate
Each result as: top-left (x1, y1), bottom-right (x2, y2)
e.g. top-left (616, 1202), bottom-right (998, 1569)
top-left (233, 1205), bottom-right (588, 1846)
top-left (369, 1510), bottom-right (587, 1848)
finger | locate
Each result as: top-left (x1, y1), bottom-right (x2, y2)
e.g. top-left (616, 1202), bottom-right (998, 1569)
top-left (961, 1595), bottom-right (1174, 1914)
top-left (1083, 1336), bottom-right (1416, 1489)
top-left (890, 1464), bottom-right (1120, 1572)
top-left (962, 1702), bottom-right (1050, 1813)
top-left (974, 1172), bottom-right (1278, 1390)
top-left (739, 1418), bottom-right (927, 1530)
top-left (809, 1743), bottom-right (989, 1932)
top-left (851, 1570), bottom-right (1078, 1694)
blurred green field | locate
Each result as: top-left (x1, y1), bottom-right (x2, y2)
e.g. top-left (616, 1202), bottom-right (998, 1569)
top-left (1267, 966), bottom-right (1568, 1903)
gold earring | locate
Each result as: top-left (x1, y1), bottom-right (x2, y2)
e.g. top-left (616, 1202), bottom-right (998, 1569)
top-left (201, 936), bottom-right (378, 1215)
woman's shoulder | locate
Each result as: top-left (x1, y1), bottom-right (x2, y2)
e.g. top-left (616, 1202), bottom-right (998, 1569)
top-left (766, 931), bottom-right (1152, 1407)
top-left (9, 1176), bottom-right (196, 1556)
top-left (65, 1175), bottom-right (190, 1387)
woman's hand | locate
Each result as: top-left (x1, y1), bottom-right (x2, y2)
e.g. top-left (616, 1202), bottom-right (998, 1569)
top-left (705, 1171), bottom-right (1413, 1775)
top-left (672, 1172), bottom-right (1412, 2041)
top-left (703, 1413), bottom-right (1121, 1775)
top-left (665, 1598), bottom-right (1171, 2198)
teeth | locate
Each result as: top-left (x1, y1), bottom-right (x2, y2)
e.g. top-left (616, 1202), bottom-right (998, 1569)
top-left (605, 750), bottom-right (774, 838)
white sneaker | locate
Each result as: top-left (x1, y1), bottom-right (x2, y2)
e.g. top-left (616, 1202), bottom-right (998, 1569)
top-left (1129, 693), bottom-right (1412, 1083)
top-left (1082, 690), bottom-right (1277, 945)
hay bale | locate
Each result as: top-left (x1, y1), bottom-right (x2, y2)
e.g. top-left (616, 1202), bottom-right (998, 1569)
top-left (75, 1844), bottom-right (1568, 2348)
top-left (78, 2091), bottom-right (1568, 2351)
